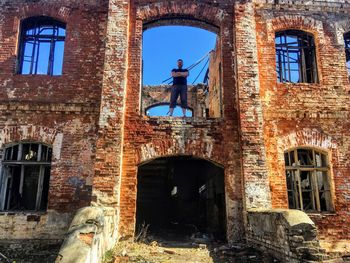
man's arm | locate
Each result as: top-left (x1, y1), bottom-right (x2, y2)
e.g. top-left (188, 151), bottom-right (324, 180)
top-left (180, 70), bottom-right (189, 77)
top-left (172, 70), bottom-right (189, 77)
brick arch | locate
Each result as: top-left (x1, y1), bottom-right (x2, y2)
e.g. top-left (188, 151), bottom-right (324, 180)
top-left (16, 5), bottom-right (71, 23)
top-left (0, 125), bottom-right (63, 160)
top-left (268, 129), bottom-right (338, 208)
top-left (265, 15), bottom-right (326, 84)
top-left (278, 129), bottom-right (338, 152)
top-left (276, 129), bottom-right (338, 173)
top-left (138, 139), bottom-right (222, 166)
top-left (136, 1), bottom-right (227, 32)
top-left (138, 153), bottom-right (224, 169)
top-left (268, 15), bottom-right (324, 44)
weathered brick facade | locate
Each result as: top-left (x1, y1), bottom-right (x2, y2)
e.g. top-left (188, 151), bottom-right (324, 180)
top-left (0, 0), bottom-right (349, 258)
top-left (0, 1), bottom-right (107, 240)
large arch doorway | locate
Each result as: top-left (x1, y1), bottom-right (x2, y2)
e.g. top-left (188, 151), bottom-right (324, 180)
top-left (136, 156), bottom-right (226, 240)
top-left (117, 1), bottom-right (243, 241)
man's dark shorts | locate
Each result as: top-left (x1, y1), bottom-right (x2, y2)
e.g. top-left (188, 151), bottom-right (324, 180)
top-left (169, 84), bottom-right (187, 108)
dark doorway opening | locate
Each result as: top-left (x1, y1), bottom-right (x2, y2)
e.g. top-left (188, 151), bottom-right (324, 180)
top-left (136, 156), bottom-right (226, 241)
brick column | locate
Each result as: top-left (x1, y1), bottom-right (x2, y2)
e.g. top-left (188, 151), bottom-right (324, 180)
top-left (92, 0), bottom-right (130, 208)
top-left (235, 1), bottom-right (271, 209)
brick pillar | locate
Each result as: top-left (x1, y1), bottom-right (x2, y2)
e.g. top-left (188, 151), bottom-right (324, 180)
top-left (118, 10), bottom-right (143, 237)
top-left (235, 1), bottom-right (271, 209)
top-left (92, 0), bottom-right (130, 209)
top-left (219, 13), bottom-right (245, 241)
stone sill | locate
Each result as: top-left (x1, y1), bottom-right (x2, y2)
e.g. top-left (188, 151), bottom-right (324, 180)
top-left (12, 73), bottom-right (63, 79)
top-left (143, 116), bottom-right (224, 124)
top-left (277, 82), bottom-right (321, 89)
top-left (0, 211), bottom-right (47, 222)
top-left (307, 212), bottom-right (337, 217)
top-left (0, 211), bottom-right (46, 214)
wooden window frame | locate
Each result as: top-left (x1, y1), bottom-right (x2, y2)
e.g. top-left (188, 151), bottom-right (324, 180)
top-left (275, 30), bottom-right (318, 83)
top-left (0, 143), bottom-right (52, 212)
top-left (284, 148), bottom-right (333, 213)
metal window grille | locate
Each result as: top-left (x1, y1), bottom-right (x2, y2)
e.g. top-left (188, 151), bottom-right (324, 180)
top-left (18, 16), bottom-right (66, 76)
top-left (275, 30), bottom-right (318, 83)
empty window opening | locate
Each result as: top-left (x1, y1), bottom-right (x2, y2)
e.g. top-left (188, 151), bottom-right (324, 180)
top-left (344, 32), bottom-right (350, 78)
top-left (146, 104), bottom-right (193, 117)
top-left (284, 148), bottom-right (333, 212)
top-left (0, 143), bottom-right (52, 211)
top-left (136, 156), bottom-right (226, 241)
top-left (142, 25), bottom-right (222, 118)
top-left (275, 30), bottom-right (318, 83)
top-left (18, 16), bottom-right (66, 76)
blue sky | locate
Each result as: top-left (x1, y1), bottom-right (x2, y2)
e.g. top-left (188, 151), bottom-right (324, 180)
top-left (142, 26), bottom-right (217, 85)
top-left (143, 26), bottom-right (217, 116)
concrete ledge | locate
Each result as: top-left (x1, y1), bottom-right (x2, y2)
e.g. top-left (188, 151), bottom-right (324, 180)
top-left (247, 209), bottom-right (327, 262)
top-left (55, 207), bottom-right (118, 263)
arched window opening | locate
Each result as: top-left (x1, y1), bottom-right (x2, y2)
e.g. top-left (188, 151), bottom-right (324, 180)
top-left (142, 25), bottom-right (221, 118)
top-left (18, 16), bottom-right (66, 76)
top-left (344, 32), bottom-right (350, 78)
top-left (0, 143), bottom-right (52, 211)
top-left (275, 30), bottom-right (318, 83)
top-left (284, 148), bottom-right (333, 212)
top-left (146, 104), bottom-right (193, 117)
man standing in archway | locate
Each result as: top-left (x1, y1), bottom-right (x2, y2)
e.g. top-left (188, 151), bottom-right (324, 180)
top-left (168, 59), bottom-right (189, 117)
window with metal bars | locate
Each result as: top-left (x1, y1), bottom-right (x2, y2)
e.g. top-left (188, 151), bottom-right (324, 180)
top-left (18, 16), bottom-right (66, 76)
top-left (275, 30), bottom-right (318, 83)
top-left (344, 32), bottom-right (350, 77)
top-left (284, 148), bottom-right (333, 213)
top-left (0, 143), bottom-right (52, 211)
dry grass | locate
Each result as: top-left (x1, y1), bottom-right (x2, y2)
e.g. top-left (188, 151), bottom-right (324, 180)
top-left (105, 240), bottom-right (215, 263)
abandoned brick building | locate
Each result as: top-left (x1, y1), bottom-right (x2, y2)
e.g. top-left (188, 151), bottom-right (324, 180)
top-left (0, 0), bottom-right (350, 262)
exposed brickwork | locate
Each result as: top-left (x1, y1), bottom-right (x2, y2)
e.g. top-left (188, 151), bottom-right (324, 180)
top-left (0, 0), bottom-right (107, 239)
top-left (208, 37), bottom-right (222, 118)
top-left (235, 1), bottom-right (271, 210)
top-left (114, 1), bottom-right (244, 241)
top-left (0, 0), bottom-right (349, 257)
top-left (255, 3), bottom-right (350, 240)
top-left (92, 0), bottom-right (130, 208)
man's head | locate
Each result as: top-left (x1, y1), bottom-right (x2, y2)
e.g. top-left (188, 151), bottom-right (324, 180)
top-left (177, 59), bottom-right (183, 69)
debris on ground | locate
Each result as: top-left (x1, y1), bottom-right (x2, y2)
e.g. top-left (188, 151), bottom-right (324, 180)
top-left (104, 237), bottom-right (275, 263)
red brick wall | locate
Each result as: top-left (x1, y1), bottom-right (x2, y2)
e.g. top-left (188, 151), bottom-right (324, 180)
top-left (0, 0), bottom-right (108, 239)
top-left (114, 1), bottom-right (244, 241)
top-left (91, 0), bottom-right (130, 208)
top-left (0, 1), bottom-right (108, 103)
top-left (255, 4), bottom-right (350, 240)
top-left (235, 1), bottom-right (271, 210)
top-left (208, 37), bottom-right (222, 118)
top-left (1, 0), bottom-right (349, 245)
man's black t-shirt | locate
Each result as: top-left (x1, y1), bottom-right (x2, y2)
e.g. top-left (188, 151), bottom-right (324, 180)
top-left (172, 68), bottom-right (188, 85)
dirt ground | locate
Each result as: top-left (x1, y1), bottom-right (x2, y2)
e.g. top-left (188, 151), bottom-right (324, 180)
top-left (104, 237), bottom-right (267, 263)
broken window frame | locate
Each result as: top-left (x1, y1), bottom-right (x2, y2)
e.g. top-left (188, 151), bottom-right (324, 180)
top-left (344, 32), bottom-right (350, 78)
top-left (275, 30), bottom-right (318, 83)
top-left (17, 16), bottom-right (66, 76)
top-left (0, 143), bottom-right (52, 212)
top-left (284, 148), bottom-right (333, 213)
